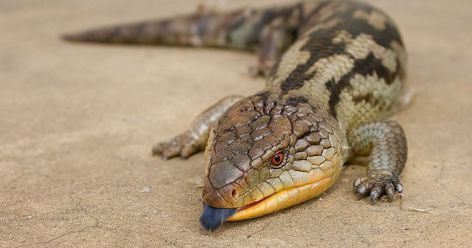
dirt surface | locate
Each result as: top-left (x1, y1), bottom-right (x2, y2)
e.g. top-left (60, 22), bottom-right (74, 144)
top-left (1, 0), bottom-right (471, 247)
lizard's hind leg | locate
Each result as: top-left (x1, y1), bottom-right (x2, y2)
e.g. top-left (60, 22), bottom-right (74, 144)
top-left (248, 12), bottom-right (300, 77)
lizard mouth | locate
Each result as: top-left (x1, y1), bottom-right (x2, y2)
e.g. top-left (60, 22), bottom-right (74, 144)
top-left (200, 161), bottom-right (342, 230)
top-left (227, 176), bottom-right (334, 221)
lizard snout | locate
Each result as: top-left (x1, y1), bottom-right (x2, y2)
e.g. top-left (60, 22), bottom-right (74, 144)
top-left (202, 178), bottom-right (241, 208)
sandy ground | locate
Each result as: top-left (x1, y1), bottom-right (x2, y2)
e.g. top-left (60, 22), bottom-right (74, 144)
top-left (1, 0), bottom-right (471, 247)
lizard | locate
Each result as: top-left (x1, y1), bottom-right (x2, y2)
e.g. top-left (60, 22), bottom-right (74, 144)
top-left (64, 0), bottom-right (408, 231)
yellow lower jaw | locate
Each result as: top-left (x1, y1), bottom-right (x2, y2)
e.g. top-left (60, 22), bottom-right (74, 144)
top-left (227, 176), bottom-right (336, 221)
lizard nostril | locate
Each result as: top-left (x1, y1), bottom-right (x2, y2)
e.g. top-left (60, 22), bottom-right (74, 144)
top-left (231, 189), bottom-right (239, 199)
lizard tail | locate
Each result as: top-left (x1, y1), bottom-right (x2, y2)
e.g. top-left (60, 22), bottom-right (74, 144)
top-left (63, 8), bottom-right (252, 48)
top-left (63, 4), bottom-right (301, 51)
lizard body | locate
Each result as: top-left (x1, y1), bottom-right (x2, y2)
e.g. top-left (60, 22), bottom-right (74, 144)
top-left (65, 0), bottom-right (408, 231)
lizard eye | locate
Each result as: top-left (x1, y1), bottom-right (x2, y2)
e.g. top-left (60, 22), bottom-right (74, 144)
top-left (270, 151), bottom-right (284, 167)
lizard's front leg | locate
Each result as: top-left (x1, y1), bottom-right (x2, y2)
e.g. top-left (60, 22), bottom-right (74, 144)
top-left (348, 121), bottom-right (407, 203)
top-left (152, 95), bottom-right (243, 159)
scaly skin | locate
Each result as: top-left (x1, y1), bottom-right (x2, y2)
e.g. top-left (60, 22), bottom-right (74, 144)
top-left (65, 0), bottom-right (408, 231)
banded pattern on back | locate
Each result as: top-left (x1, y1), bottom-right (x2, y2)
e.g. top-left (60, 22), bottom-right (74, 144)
top-left (268, 0), bottom-right (407, 131)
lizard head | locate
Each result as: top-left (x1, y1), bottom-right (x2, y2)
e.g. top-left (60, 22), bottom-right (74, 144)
top-left (199, 92), bottom-right (344, 231)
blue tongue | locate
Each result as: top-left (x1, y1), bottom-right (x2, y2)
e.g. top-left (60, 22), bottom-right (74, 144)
top-left (199, 204), bottom-right (237, 231)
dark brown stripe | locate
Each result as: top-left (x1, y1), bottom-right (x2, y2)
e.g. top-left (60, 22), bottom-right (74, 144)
top-left (286, 96), bottom-right (309, 106)
top-left (280, 29), bottom-right (346, 92)
top-left (327, 53), bottom-right (397, 117)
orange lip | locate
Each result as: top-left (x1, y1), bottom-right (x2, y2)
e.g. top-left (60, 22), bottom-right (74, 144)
top-left (227, 176), bottom-right (335, 221)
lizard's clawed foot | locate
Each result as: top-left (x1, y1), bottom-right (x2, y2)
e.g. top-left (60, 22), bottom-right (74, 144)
top-left (152, 131), bottom-right (202, 160)
top-left (247, 64), bottom-right (271, 78)
top-left (353, 176), bottom-right (403, 203)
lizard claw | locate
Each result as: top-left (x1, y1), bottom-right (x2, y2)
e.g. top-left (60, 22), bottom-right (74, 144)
top-left (152, 131), bottom-right (202, 160)
top-left (247, 63), bottom-right (272, 78)
top-left (353, 176), bottom-right (403, 203)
